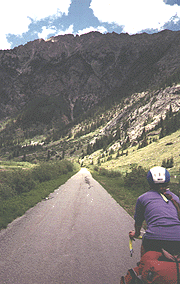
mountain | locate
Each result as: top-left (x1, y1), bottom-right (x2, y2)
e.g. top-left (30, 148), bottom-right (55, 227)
top-left (1, 30), bottom-right (180, 124)
top-left (1, 30), bottom-right (180, 164)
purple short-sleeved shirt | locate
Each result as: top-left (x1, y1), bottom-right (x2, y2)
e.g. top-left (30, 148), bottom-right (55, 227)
top-left (134, 190), bottom-right (180, 241)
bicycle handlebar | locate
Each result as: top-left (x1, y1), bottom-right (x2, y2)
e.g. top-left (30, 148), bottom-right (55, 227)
top-left (129, 235), bottom-right (142, 257)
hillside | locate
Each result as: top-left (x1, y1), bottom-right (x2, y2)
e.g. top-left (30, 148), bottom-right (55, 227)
top-left (0, 30), bottom-right (180, 179)
top-left (72, 84), bottom-right (180, 175)
top-left (88, 129), bottom-right (180, 176)
top-left (0, 82), bottom-right (180, 178)
top-left (1, 30), bottom-right (180, 125)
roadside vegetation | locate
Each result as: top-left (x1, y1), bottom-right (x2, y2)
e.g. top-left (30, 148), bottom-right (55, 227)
top-left (84, 128), bottom-right (180, 219)
top-left (90, 166), bottom-right (148, 217)
top-left (0, 160), bottom-right (80, 229)
top-left (90, 165), bottom-right (180, 218)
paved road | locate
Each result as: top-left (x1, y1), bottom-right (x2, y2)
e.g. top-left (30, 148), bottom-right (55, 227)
top-left (0, 168), bottom-right (141, 284)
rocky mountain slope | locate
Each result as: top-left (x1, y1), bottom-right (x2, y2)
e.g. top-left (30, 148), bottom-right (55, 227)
top-left (1, 29), bottom-right (180, 126)
top-left (102, 84), bottom-right (180, 142)
top-left (0, 82), bottom-right (180, 164)
top-left (1, 30), bottom-right (180, 164)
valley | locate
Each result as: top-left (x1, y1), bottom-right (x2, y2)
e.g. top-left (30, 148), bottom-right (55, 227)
top-left (0, 30), bottom-right (180, 229)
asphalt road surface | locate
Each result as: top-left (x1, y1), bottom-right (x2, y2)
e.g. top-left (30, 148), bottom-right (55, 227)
top-left (0, 168), bottom-right (141, 284)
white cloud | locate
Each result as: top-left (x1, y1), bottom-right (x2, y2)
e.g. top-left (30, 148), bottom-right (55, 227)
top-left (90, 0), bottom-right (180, 34)
top-left (57, 24), bottom-right (74, 35)
top-left (38, 27), bottom-right (57, 40)
top-left (40, 25), bottom-right (74, 41)
top-left (172, 13), bottom-right (180, 23)
top-left (78, 26), bottom-right (107, 35)
top-left (1, 36), bottom-right (11, 50)
top-left (0, 0), bottom-right (71, 49)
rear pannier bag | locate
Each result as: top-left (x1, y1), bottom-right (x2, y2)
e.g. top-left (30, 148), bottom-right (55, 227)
top-left (121, 250), bottom-right (180, 284)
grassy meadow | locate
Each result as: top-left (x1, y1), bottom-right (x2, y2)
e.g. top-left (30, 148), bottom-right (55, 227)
top-left (83, 129), bottom-right (180, 177)
top-left (0, 160), bottom-right (80, 229)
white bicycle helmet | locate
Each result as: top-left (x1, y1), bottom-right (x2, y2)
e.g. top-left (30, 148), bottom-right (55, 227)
top-left (147, 166), bottom-right (170, 185)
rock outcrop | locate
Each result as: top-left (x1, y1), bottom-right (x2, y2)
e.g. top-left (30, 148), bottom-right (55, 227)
top-left (1, 30), bottom-right (180, 126)
top-left (99, 84), bottom-right (180, 144)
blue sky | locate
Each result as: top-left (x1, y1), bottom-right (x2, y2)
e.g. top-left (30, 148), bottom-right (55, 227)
top-left (1, 0), bottom-right (180, 50)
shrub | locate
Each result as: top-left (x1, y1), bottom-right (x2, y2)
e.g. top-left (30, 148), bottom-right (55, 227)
top-left (161, 157), bottom-right (174, 168)
top-left (97, 167), bottom-right (121, 178)
top-left (116, 150), bottom-right (120, 158)
top-left (0, 168), bottom-right (77, 229)
top-left (31, 163), bottom-right (55, 182)
top-left (0, 169), bottom-right (37, 195)
top-left (0, 184), bottom-right (16, 200)
top-left (0, 160), bottom-right (74, 201)
top-left (31, 160), bottom-right (73, 182)
top-left (94, 165), bottom-right (99, 172)
top-left (124, 166), bottom-right (149, 191)
top-left (109, 148), bottom-right (114, 155)
top-left (107, 155), bottom-right (112, 161)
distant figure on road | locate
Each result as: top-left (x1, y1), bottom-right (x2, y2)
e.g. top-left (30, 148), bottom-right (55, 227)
top-left (129, 166), bottom-right (180, 256)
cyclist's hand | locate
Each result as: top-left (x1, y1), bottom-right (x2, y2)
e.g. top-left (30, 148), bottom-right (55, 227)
top-left (129, 230), bottom-right (136, 240)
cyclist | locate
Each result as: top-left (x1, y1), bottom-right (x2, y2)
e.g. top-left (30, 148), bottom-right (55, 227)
top-left (129, 166), bottom-right (180, 256)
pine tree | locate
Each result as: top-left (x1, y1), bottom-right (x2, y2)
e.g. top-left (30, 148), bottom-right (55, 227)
top-left (116, 150), bottom-right (120, 158)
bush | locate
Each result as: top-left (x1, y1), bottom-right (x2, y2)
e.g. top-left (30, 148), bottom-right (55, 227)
top-left (0, 183), bottom-right (16, 200)
top-left (94, 165), bottom-right (99, 172)
top-left (96, 167), bottom-right (121, 178)
top-left (124, 166), bottom-right (149, 191)
top-left (0, 169), bottom-right (77, 229)
top-left (31, 160), bottom-right (73, 182)
top-left (107, 155), bottom-right (112, 161)
top-left (32, 163), bottom-right (56, 182)
top-left (161, 157), bottom-right (174, 168)
top-left (0, 169), bottom-right (37, 195)
top-left (0, 160), bottom-right (73, 202)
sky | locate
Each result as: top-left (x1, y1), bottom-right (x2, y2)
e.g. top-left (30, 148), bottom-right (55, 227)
top-left (1, 0), bottom-right (180, 50)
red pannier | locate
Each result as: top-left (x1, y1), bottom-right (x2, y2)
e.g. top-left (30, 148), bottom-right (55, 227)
top-left (121, 250), bottom-right (180, 284)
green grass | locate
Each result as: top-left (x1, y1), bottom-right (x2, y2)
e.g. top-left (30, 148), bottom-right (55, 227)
top-left (0, 160), bottom-right (36, 170)
top-left (91, 170), bottom-right (143, 217)
top-left (84, 129), bottom-right (180, 178)
top-left (0, 170), bottom-right (78, 230)
top-left (82, 130), bottom-right (180, 221)
top-left (0, 161), bottom-right (80, 230)
top-left (90, 164), bottom-right (180, 218)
